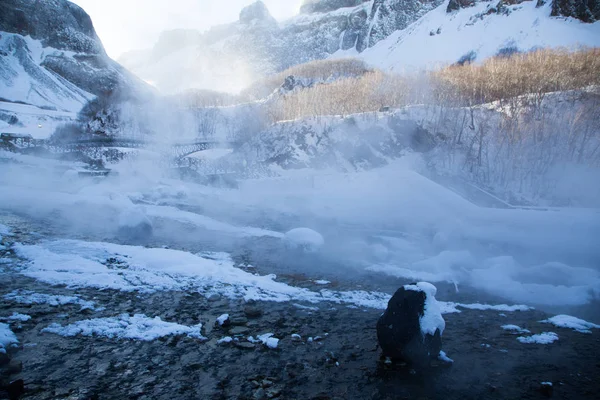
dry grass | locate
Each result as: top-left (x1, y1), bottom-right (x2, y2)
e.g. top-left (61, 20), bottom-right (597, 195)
top-left (265, 70), bottom-right (412, 121)
top-left (179, 48), bottom-right (600, 122)
top-left (431, 47), bottom-right (600, 105)
top-left (241, 58), bottom-right (373, 100)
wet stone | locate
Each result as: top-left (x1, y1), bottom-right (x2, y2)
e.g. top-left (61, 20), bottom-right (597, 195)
top-left (234, 342), bottom-right (256, 350)
top-left (229, 316), bottom-right (249, 326)
top-left (207, 294), bottom-right (221, 302)
top-left (244, 305), bottom-right (264, 318)
top-left (229, 326), bottom-right (250, 335)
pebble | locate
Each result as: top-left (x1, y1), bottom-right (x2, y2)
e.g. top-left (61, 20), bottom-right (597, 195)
top-left (230, 316), bottom-right (249, 326)
top-left (229, 326), bottom-right (250, 335)
top-left (234, 342), bottom-right (256, 350)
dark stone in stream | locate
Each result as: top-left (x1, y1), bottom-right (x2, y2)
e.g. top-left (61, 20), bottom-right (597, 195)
top-left (7, 379), bottom-right (25, 400)
top-left (376, 282), bottom-right (444, 367)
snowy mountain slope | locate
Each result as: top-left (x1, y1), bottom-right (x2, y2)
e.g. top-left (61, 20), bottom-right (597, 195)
top-left (0, 33), bottom-right (95, 112)
top-left (357, 0), bottom-right (600, 71)
top-left (120, 0), bottom-right (600, 94)
top-left (119, 0), bottom-right (445, 94)
top-left (0, 0), bottom-right (151, 117)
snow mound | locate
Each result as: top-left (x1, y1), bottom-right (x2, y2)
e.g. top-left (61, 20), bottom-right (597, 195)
top-left (541, 315), bottom-right (600, 334)
top-left (284, 228), bottom-right (324, 252)
top-left (42, 314), bottom-right (206, 341)
top-left (117, 207), bottom-right (154, 241)
top-left (501, 324), bottom-right (531, 334)
top-left (438, 350), bottom-right (454, 363)
top-left (517, 332), bottom-right (559, 344)
top-left (4, 290), bottom-right (98, 310)
top-left (257, 333), bottom-right (280, 349)
top-left (0, 322), bottom-right (18, 354)
top-left (216, 314), bottom-right (230, 326)
top-left (404, 282), bottom-right (445, 335)
top-left (454, 303), bottom-right (532, 312)
top-left (0, 313), bottom-right (32, 322)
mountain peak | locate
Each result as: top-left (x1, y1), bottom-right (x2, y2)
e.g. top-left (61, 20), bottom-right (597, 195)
top-left (0, 0), bottom-right (102, 54)
top-left (239, 1), bottom-right (276, 24)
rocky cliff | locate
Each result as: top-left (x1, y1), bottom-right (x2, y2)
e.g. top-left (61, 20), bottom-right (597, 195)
top-left (0, 0), bottom-right (148, 112)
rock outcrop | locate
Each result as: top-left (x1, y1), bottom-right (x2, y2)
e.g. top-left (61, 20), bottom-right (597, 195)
top-left (551, 0), bottom-right (600, 22)
top-left (0, 0), bottom-right (149, 111)
top-left (376, 282), bottom-right (445, 367)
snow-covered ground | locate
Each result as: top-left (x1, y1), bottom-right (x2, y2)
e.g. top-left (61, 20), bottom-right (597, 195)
top-left (355, 1), bottom-right (600, 71)
top-left (42, 314), bottom-right (206, 341)
top-left (0, 101), bottom-right (78, 140)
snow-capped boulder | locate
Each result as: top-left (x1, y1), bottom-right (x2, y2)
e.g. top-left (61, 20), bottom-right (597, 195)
top-left (284, 228), bottom-right (325, 252)
top-left (117, 208), bottom-right (153, 242)
top-left (376, 282), bottom-right (445, 367)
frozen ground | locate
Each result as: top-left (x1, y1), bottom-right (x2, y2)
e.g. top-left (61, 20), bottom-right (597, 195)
top-left (0, 151), bottom-right (599, 398)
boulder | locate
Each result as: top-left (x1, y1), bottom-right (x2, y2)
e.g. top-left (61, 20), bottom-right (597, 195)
top-left (376, 282), bottom-right (445, 367)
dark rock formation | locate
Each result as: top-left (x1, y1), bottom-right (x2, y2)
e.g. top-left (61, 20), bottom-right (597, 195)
top-left (376, 282), bottom-right (444, 367)
top-left (0, 0), bottom-right (150, 111)
top-left (551, 0), bottom-right (600, 22)
top-left (447, 0), bottom-right (477, 12)
top-left (0, 0), bottom-right (102, 53)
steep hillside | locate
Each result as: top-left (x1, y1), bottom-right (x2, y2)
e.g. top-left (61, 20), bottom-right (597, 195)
top-left (0, 0), bottom-right (149, 135)
top-left (358, 0), bottom-right (600, 70)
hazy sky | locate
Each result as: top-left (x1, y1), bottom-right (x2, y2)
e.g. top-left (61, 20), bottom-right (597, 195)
top-left (70, 0), bottom-right (303, 59)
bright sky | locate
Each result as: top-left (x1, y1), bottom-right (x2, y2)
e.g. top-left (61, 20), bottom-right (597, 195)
top-left (70, 0), bottom-right (303, 59)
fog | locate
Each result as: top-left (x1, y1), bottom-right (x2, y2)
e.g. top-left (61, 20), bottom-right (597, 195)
top-left (2, 98), bottom-right (600, 321)
top-left (70, 0), bottom-right (303, 58)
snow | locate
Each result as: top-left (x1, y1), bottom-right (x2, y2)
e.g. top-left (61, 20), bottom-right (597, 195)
top-left (438, 350), bottom-right (454, 363)
top-left (541, 382), bottom-right (553, 386)
top-left (216, 314), bottom-right (230, 326)
top-left (404, 282), bottom-right (446, 336)
top-left (284, 228), bottom-right (324, 252)
top-left (314, 280), bottom-right (331, 285)
top-left (257, 333), bottom-right (279, 349)
top-left (185, 149), bottom-right (234, 161)
top-left (4, 290), bottom-right (98, 310)
top-left (0, 313), bottom-right (32, 322)
top-left (218, 336), bottom-right (233, 344)
top-left (517, 332), bottom-right (559, 344)
top-left (501, 325), bottom-right (531, 334)
top-left (144, 205), bottom-right (284, 239)
top-left (0, 34), bottom-right (94, 112)
top-left (13, 239), bottom-right (394, 308)
top-left (42, 314), bottom-right (206, 341)
top-left (0, 322), bottom-right (18, 354)
top-left (358, 1), bottom-right (600, 72)
top-left (454, 303), bottom-right (532, 312)
top-left (541, 315), bottom-right (600, 334)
